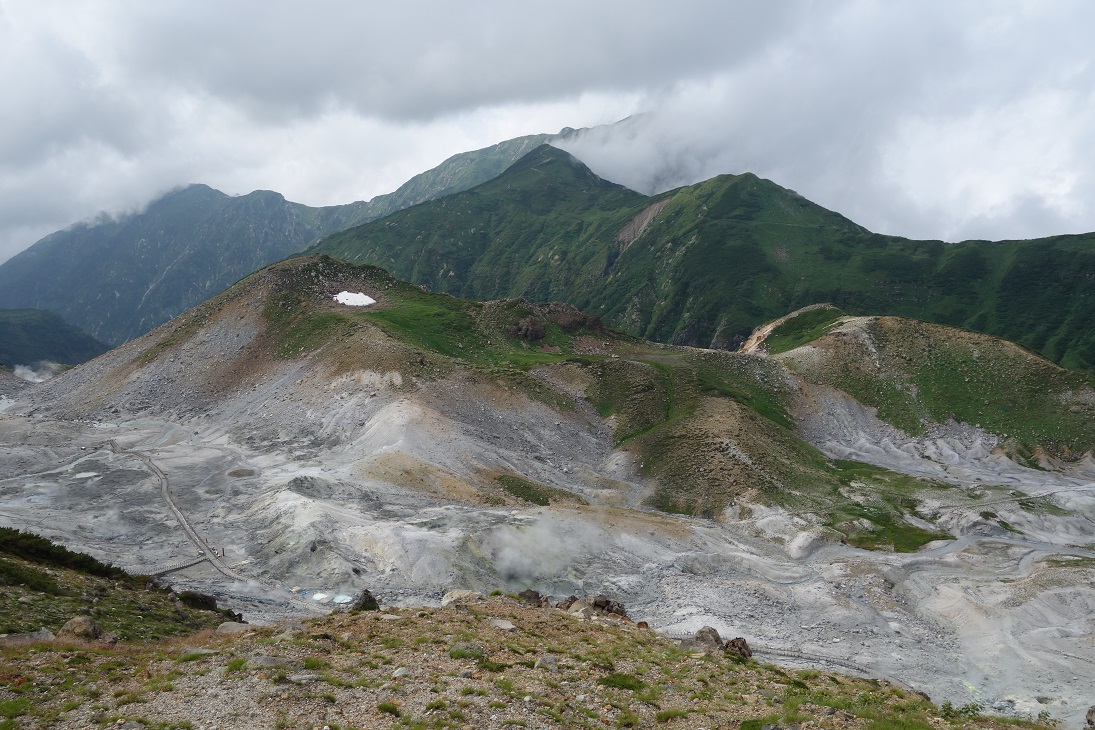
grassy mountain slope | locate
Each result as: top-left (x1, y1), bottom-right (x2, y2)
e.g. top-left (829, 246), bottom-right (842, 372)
top-left (1, 592), bottom-right (1029, 730)
top-left (0, 308), bottom-right (108, 369)
top-left (772, 312), bottom-right (1095, 464)
top-left (0, 135), bottom-right (553, 348)
top-left (315, 145), bottom-right (652, 302)
top-left (0, 528), bottom-right (232, 641)
top-left (312, 145), bottom-right (1095, 373)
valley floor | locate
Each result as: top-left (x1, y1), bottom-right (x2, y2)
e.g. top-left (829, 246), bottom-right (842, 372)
top-left (2, 402), bottom-right (1094, 727)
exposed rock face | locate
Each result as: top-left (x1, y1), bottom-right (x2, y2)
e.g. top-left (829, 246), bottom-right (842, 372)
top-left (350, 589), bottom-right (379, 611)
top-left (726, 636), bottom-right (752, 659)
top-left (57, 616), bottom-right (103, 641)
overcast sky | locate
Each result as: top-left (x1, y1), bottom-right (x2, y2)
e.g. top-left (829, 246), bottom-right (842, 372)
top-left (2, 0), bottom-right (1094, 264)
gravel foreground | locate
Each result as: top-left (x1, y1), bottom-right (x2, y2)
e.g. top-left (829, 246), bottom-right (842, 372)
top-left (0, 595), bottom-right (1058, 730)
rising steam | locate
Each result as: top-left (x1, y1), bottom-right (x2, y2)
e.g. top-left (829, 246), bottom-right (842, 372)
top-left (13, 362), bottom-right (64, 383)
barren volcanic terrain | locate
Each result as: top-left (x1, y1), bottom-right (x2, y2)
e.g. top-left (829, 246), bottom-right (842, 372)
top-left (1, 258), bottom-right (1093, 726)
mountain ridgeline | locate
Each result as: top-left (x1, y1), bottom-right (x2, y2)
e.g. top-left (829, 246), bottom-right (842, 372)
top-left (313, 145), bottom-right (1095, 373)
top-left (0, 134), bottom-right (552, 347)
top-left (0, 308), bottom-right (108, 370)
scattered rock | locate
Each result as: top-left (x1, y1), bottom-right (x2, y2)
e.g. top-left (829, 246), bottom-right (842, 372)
top-left (350, 588), bottom-right (379, 611)
top-left (441, 589), bottom-right (483, 607)
top-left (489, 618), bottom-right (517, 631)
top-left (214, 621), bottom-right (250, 636)
top-left (726, 636), bottom-right (753, 659)
top-left (57, 616), bottom-right (103, 641)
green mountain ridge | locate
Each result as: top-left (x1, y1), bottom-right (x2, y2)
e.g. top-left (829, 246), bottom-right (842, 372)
top-left (0, 134), bottom-right (554, 347)
top-left (0, 308), bottom-right (108, 369)
top-left (312, 144), bottom-right (1095, 373)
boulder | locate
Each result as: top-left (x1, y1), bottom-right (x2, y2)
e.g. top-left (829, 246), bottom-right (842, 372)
top-left (177, 591), bottom-right (218, 611)
top-left (534, 654), bottom-right (559, 672)
top-left (590, 594), bottom-right (628, 617)
top-left (247, 654), bottom-right (301, 669)
top-left (517, 589), bottom-right (542, 606)
top-left (567, 599), bottom-right (595, 619)
top-left (449, 642), bottom-right (485, 659)
top-left (725, 636), bottom-right (752, 659)
top-left (178, 647), bottom-right (218, 660)
top-left (556, 595), bottom-right (578, 611)
top-left (214, 621), bottom-right (250, 636)
top-left (57, 616), bottom-right (103, 641)
top-left (0, 627), bottom-right (55, 644)
top-left (441, 590), bottom-right (483, 607)
top-left (682, 626), bottom-right (723, 655)
top-left (489, 619), bottom-right (518, 631)
top-left (350, 589), bottom-right (379, 611)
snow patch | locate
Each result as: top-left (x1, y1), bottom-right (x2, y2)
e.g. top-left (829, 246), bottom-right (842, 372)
top-left (334, 291), bottom-right (376, 307)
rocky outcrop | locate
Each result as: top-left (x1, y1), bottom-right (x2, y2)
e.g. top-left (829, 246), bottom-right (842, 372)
top-left (554, 593), bottom-right (628, 620)
top-left (682, 626), bottom-right (724, 655)
top-left (350, 589), bottom-right (379, 611)
top-left (57, 616), bottom-right (106, 642)
top-left (680, 627), bottom-right (752, 658)
top-left (726, 636), bottom-right (752, 659)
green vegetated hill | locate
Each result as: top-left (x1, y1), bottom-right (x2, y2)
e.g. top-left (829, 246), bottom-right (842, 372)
top-left (312, 144), bottom-right (1095, 373)
top-left (769, 308), bottom-right (1095, 466)
top-left (0, 308), bottom-right (108, 369)
top-left (0, 134), bottom-right (553, 348)
top-left (133, 254), bottom-right (1062, 551)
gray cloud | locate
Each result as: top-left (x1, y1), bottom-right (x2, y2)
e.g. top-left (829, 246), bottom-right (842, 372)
top-left (1, 0), bottom-right (1093, 263)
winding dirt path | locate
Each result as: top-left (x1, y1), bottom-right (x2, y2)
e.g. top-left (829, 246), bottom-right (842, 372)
top-left (109, 438), bottom-right (244, 581)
